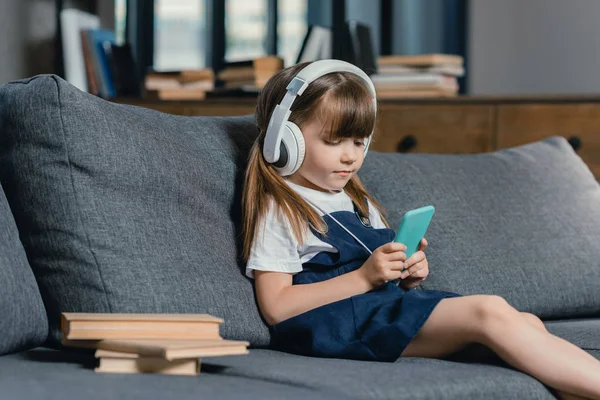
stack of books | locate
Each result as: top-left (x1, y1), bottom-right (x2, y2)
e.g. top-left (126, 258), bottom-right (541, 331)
top-left (61, 313), bottom-right (249, 376)
top-left (372, 54), bottom-right (465, 99)
top-left (143, 69), bottom-right (216, 100)
top-left (216, 56), bottom-right (284, 92)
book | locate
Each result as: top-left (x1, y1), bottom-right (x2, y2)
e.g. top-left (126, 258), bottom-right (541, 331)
top-left (375, 82), bottom-right (458, 92)
top-left (371, 73), bottom-right (457, 85)
top-left (144, 78), bottom-right (215, 101)
top-left (64, 338), bottom-right (249, 360)
top-left (94, 350), bottom-right (200, 375)
top-left (80, 30), bottom-right (99, 95)
top-left (216, 56), bottom-right (283, 90)
top-left (253, 55), bottom-right (284, 72)
top-left (106, 43), bottom-right (141, 97)
top-left (377, 64), bottom-right (465, 77)
top-left (145, 69), bottom-right (215, 85)
top-left (82, 30), bottom-right (105, 96)
top-left (145, 73), bottom-right (215, 93)
top-left (82, 29), bottom-right (117, 98)
top-left (178, 69), bottom-right (215, 83)
top-left (60, 8), bottom-right (100, 92)
top-left (378, 54), bottom-right (464, 67)
top-left (254, 56), bottom-right (284, 87)
top-left (376, 89), bottom-right (458, 99)
top-left (217, 66), bottom-right (255, 81)
top-left (345, 20), bottom-right (377, 75)
top-left (296, 25), bottom-right (332, 63)
top-left (144, 89), bottom-right (208, 101)
top-left (61, 313), bottom-right (224, 340)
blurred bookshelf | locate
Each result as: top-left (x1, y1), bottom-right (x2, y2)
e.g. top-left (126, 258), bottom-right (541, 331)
top-left (58, 0), bottom-right (472, 101)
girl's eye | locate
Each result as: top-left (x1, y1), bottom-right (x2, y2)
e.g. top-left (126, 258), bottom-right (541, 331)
top-left (325, 140), bottom-right (341, 145)
top-left (355, 140), bottom-right (365, 146)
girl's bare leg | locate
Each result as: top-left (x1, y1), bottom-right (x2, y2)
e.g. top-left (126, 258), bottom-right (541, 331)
top-left (519, 313), bottom-right (593, 400)
top-left (401, 295), bottom-right (600, 399)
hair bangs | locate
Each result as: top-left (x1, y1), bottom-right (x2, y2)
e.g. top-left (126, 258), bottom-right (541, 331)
top-left (315, 79), bottom-right (375, 141)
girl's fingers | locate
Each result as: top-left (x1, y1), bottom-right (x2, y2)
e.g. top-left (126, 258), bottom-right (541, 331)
top-left (404, 251), bottom-right (425, 268)
top-left (390, 261), bottom-right (406, 271)
top-left (419, 238), bottom-right (428, 251)
top-left (388, 251), bottom-right (407, 263)
top-left (401, 260), bottom-right (428, 279)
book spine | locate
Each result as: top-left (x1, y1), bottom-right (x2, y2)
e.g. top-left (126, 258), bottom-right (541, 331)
top-left (95, 357), bottom-right (200, 375)
top-left (65, 330), bottom-right (222, 340)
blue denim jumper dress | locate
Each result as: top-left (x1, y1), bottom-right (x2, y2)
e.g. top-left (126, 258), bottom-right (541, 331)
top-left (269, 200), bottom-right (462, 362)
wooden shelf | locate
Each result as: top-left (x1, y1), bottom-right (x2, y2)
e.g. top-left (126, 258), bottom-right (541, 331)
top-left (113, 95), bottom-right (600, 179)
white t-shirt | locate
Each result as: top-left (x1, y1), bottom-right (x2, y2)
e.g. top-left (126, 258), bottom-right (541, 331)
top-left (245, 179), bottom-right (387, 279)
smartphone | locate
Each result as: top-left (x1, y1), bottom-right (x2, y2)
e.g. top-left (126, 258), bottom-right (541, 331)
top-left (393, 205), bottom-right (435, 259)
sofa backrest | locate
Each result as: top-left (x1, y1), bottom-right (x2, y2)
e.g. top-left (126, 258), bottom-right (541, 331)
top-left (360, 137), bottom-right (600, 319)
top-left (0, 182), bottom-right (48, 354)
top-left (0, 75), bottom-right (270, 346)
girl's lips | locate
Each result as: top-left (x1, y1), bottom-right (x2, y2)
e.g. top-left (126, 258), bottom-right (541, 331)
top-left (334, 171), bottom-right (353, 176)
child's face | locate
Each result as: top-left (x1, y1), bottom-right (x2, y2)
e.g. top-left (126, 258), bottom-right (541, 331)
top-left (287, 118), bottom-right (366, 193)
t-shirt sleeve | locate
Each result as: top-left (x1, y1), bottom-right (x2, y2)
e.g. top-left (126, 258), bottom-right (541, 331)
top-left (368, 200), bottom-right (389, 230)
top-left (245, 202), bottom-right (303, 279)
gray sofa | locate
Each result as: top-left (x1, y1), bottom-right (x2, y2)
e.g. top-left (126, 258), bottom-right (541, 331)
top-left (1, 75), bottom-right (600, 400)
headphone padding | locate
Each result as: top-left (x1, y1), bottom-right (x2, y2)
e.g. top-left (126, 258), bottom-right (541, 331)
top-left (275, 122), bottom-right (305, 177)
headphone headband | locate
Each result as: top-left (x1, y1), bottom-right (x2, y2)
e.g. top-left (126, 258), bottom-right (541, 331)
top-left (263, 60), bottom-right (377, 164)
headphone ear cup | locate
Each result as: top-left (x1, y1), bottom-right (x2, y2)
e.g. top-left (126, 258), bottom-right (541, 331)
top-left (274, 122), bottom-right (305, 176)
top-left (286, 122), bottom-right (306, 176)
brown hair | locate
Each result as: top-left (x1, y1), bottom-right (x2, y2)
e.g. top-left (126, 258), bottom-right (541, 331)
top-left (241, 61), bottom-right (390, 262)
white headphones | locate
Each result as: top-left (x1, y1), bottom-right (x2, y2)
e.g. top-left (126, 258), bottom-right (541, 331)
top-left (262, 59), bottom-right (377, 177)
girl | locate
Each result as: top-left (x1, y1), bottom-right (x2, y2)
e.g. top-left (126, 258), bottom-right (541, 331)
top-left (241, 60), bottom-right (600, 400)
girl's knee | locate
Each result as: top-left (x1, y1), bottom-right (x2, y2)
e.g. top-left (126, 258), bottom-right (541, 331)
top-left (520, 312), bottom-right (547, 331)
top-left (474, 295), bottom-right (513, 319)
top-left (473, 295), bottom-right (518, 332)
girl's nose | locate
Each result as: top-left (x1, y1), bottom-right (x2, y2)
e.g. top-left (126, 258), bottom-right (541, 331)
top-left (341, 144), bottom-right (358, 163)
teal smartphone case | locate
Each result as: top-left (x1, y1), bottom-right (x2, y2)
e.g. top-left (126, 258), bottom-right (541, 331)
top-left (393, 205), bottom-right (435, 258)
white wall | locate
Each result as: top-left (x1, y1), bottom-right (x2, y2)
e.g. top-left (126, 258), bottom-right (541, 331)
top-left (0, 0), bottom-right (36, 84)
top-left (469, 0), bottom-right (600, 95)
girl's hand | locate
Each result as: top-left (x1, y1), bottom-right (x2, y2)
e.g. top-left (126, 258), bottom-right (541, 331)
top-left (357, 242), bottom-right (408, 289)
top-left (399, 238), bottom-right (429, 290)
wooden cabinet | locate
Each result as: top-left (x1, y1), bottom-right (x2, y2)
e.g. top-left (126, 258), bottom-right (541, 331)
top-left (497, 104), bottom-right (600, 177)
top-left (375, 104), bottom-right (494, 154)
top-left (118, 98), bottom-right (256, 117)
top-left (115, 96), bottom-right (600, 178)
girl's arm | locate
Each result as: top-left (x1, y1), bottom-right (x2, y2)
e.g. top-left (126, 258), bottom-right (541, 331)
top-left (254, 269), bottom-right (374, 326)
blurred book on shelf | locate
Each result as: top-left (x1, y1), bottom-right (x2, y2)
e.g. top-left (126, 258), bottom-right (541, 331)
top-left (296, 25), bottom-right (332, 63)
top-left (374, 53), bottom-right (464, 99)
top-left (60, 9), bottom-right (100, 93)
top-left (141, 55), bottom-right (282, 100)
top-left (216, 56), bottom-right (284, 91)
top-left (144, 69), bottom-right (215, 100)
top-left (62, 18), bottom-right (283, 101)
top-left (62, 18), bottom-right (142, 99)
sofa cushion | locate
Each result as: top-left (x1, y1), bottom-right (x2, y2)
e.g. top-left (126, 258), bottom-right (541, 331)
top-left (182, 348), bottom-right (567, 399)
top-left (360, 137), bottom-right (600, 319)
top-left (0, 349), bottom-right (347, 400)
top-left (545, 318), bottom-right (600, 350)
top-left (4, 345), bottom-right (600, 400)
top-left (0, 75), bottom-right (266, 346)
top-left (0, 183), bottom-right (48, 354)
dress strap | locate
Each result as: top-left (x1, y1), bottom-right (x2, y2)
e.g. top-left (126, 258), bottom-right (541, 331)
top-left (352, 198), bottom-right (372, 228)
